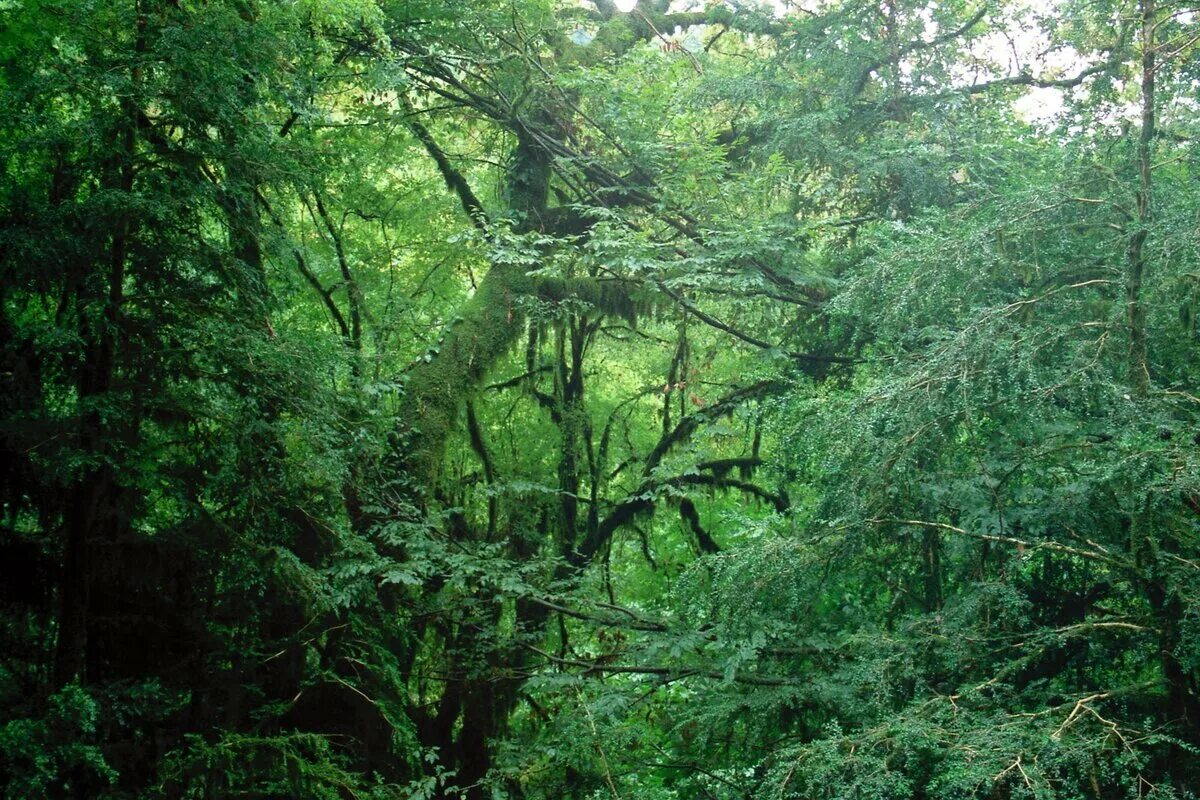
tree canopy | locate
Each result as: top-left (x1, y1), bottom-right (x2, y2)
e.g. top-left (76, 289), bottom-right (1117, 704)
top-left (1, 0), bottom-right (1199, 798)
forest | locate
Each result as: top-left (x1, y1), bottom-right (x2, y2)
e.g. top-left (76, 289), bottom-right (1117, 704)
top-left (1, 0), bottom-right (1199, 797)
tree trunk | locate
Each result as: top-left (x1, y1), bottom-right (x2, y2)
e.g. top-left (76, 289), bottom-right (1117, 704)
top-left (1126, 0), bottom-right (1155, 395)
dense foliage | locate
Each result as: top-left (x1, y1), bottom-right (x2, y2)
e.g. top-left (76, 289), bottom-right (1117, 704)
top-left (1, 0), bottom-right (1198, 797)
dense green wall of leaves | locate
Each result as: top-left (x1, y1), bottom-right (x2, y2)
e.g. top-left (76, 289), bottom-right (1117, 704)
top-left (1, 0), bottom-right (1198, 797)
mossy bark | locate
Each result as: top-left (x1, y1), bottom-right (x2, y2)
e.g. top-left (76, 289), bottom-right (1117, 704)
top-left (394, 261), bottom-right (540, 486)
top-left (390, 121), bottom-right (634, 492)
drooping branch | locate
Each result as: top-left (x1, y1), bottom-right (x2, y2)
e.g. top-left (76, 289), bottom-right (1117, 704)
top-left (403, 105), bottom-right (489, 231)
top-left (643, 380), bottom-right (779, 478)
top-left (581, 472), bottom-right (786, 565)
top-left (654, 281), bottom-right (853, 373)
top-left (255, 189), bottom-right (352, 341)
top-left (574, 381), bottom-right (785, 564)
top-left (680, 497), bottom-right (720, 554)
top-left (293, 249), bottom-right (351, 340)
top-left (312, 191), bottom-right (365, 352)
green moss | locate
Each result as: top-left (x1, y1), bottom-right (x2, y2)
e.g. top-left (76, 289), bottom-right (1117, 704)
top-left (396, 263), bottom-right (638, 487)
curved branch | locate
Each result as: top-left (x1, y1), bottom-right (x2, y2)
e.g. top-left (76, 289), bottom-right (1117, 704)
top-left (575, 382), bottom-right (786, 564)
top-left (403, 106), bottom-right (489, 231)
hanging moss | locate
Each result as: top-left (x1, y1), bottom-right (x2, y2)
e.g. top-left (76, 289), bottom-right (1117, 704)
top-left (394, 260), bottom-right (646, 489)
top-left (391, 119), bottom-right (646, 490)
top-left (534, 277), bottom-right (638, 326)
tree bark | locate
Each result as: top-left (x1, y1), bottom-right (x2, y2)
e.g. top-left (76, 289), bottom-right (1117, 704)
top-left (1126, 0), bottom-right (1155, 395)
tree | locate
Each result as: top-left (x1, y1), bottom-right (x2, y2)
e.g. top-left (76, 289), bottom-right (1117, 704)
top-left (2, 0), bottom-right (1198, 798)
